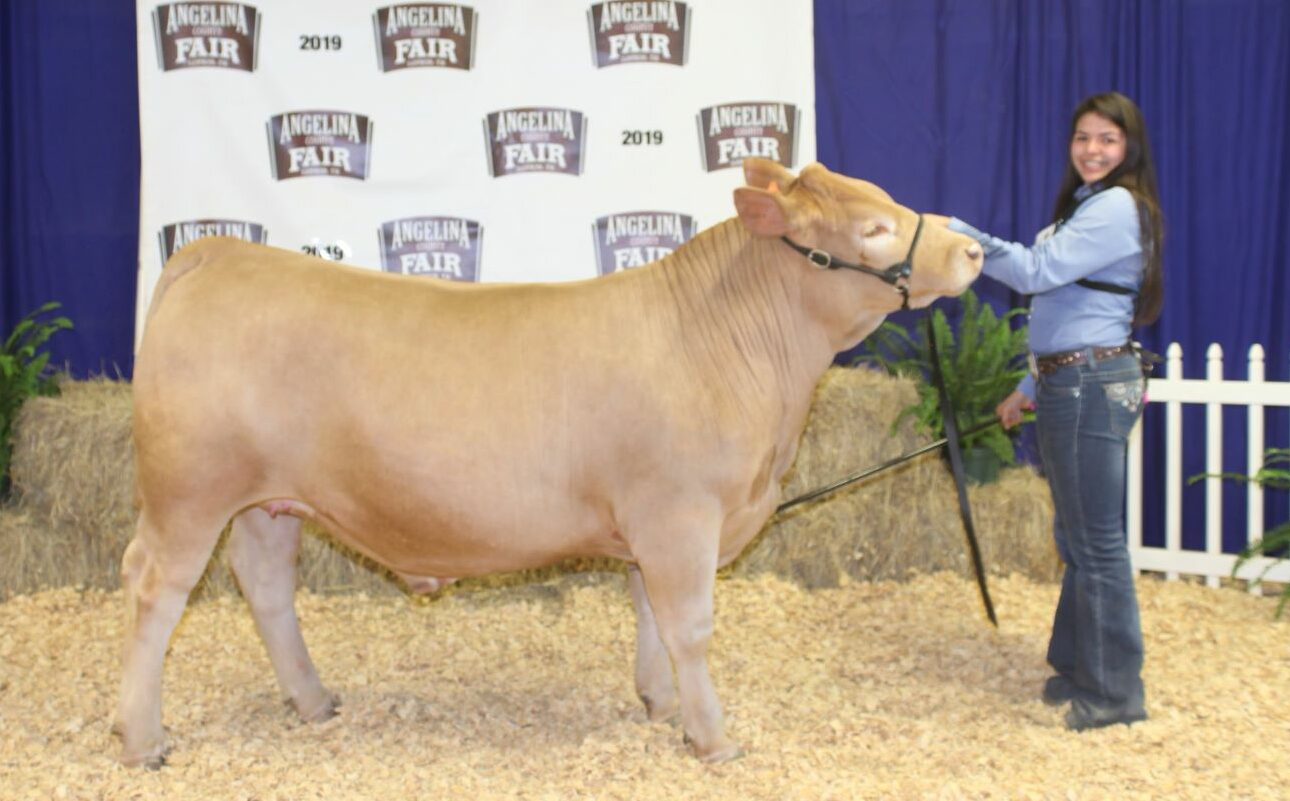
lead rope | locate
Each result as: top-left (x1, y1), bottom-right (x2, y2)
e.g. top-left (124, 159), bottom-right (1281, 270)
top-left (926, 314), bottom-right (998, 627)
top-left (773, 311), bottom-right (999, 627)
top-left (774, 221), bottom-right (997, 625)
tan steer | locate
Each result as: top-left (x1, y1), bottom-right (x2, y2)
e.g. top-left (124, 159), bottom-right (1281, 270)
top-left (117, 158), bottom-right (983, 767)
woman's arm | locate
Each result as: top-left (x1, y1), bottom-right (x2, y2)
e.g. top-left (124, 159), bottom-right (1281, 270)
top-left (948, 188), bottom-right (1142, 295)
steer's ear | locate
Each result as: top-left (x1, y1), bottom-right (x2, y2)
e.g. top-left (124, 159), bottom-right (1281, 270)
top-left (743, 158), bottom-right (796, 192)
top-left (734, 185), bottom-right (795, 237)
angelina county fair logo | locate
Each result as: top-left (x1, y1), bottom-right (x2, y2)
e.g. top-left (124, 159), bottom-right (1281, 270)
top-left (696, 101), bottom-right (799, 172)
top-left (587, 1), bottom-right (690, 67)
top-left (267, 111), bottom-right (374, 180)
top-left (373, 4), bottom-right (477, 72)
top-left (592, 211), bottom-right (696, 275)
top-left (151, 3), bottom-right (260, 72)
top-left (378, 216), bottom-right (484, 281)
top-left (157, 219), bottom-right (267, 265)
top-left (483, 107), bottom-right (587, 177)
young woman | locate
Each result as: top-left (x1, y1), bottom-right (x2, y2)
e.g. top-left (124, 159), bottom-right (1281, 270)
top-left (943, 92), bottom-right (1165, 731)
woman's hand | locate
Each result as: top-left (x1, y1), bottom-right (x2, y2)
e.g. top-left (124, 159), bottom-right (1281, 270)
top-left (996, 390), bottom-right (1034, 429)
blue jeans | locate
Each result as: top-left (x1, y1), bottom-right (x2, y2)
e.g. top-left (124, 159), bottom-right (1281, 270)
top-left (1035, 352), bottom-right (1146, 713)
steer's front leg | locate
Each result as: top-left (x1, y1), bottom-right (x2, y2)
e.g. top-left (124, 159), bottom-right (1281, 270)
top-left (627, 505), bottom-right (742, 763)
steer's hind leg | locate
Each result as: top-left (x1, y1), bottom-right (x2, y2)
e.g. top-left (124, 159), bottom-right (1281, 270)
top-left (628, 506), bottom-right (742, 763)
top-left (226, 508), bottom-right (337, 723)
top-left (627, 565), bottom-right (679, 723)
top-left (116, 510), bottom-right (222, 768)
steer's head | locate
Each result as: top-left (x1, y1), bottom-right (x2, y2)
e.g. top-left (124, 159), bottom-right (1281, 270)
top-left (733, 159), bottom-right (983, 318)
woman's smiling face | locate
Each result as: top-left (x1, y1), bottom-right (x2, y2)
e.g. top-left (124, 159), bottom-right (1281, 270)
top-left (1070, 112), bottom-right (1127, 185)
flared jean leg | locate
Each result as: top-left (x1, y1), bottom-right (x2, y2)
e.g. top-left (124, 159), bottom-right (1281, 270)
top-left (1045, 521), bottom-right (1078, 678)
top-left (1036, 357), bottom-right (1145, 712)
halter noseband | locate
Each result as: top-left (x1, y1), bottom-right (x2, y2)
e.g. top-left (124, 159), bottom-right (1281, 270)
top-left (780, 214), bottom-right (924, 311)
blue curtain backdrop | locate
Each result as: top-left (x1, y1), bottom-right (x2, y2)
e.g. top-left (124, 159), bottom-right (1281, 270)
top-left (1, 0), bottom-right (140, 377)
top-left (815, 0), bottom-right (1290, 552)
top-left (3, 0), bottom-right (1287, 551)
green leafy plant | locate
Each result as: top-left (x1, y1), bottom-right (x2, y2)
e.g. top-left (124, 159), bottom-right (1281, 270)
top-left (1189, 448), bottom-right (1290, 617)
top-left (853, 289), bottom-right (1031, 479)
top-left (1, 301), bottom-right (73, 499)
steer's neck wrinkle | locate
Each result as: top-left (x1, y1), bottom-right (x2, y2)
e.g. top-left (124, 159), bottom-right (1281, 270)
top-left (652, 220), bottom-right (832, 410)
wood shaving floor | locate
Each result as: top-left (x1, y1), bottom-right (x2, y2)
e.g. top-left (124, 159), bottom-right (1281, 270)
top-left (1, 572), bottom-right (1286, 801)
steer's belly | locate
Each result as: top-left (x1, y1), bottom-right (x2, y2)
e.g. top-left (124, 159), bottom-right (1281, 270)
top-left (256, 491), bottom-right (631, 579)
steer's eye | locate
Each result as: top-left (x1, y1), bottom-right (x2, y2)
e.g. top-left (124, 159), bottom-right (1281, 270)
top-left (862, 224), bottom-right (890, 238)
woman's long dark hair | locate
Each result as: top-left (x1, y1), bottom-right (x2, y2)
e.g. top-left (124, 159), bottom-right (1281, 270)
top-left (1051, 92), bottom-right (1164, 326)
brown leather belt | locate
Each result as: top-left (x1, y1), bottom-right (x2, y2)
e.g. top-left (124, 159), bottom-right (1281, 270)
top-left (1033, 344), bottom-right (1135, 375)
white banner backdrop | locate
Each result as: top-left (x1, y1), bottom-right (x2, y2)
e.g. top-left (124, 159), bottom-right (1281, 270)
top-left (135, 1), bottom-right (815, 344)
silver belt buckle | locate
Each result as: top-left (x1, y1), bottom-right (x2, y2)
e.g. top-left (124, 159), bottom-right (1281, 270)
top-left (1027, 352), bottom-right (1038, 378)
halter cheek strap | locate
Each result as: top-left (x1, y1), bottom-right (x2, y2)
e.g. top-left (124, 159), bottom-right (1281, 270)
top-left (780, 214), bottom-right (924, 311)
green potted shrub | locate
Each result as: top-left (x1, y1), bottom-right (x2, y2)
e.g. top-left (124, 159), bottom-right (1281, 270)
top-left (1, 301), bottom-right (73, 499)
top-left (853, 289), bottom-right (1031, 484)
top-left (1190, 448), bottom-right (1290, 617)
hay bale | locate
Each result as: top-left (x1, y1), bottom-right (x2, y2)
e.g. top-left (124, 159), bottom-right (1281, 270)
top-left (0, 369), bottom-right (1057, 598)
top-left (732, 367), bottom-right (1059, 586)
top-left (9, 379), bottom-right (134, 533)
top-left (2, 380), bottom-right (137, 597)
top-left (0, 510), bottom-right (69, 594)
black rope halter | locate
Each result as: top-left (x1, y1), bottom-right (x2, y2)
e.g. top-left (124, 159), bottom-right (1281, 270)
top-left (780, 214), bottom-right (924, 311)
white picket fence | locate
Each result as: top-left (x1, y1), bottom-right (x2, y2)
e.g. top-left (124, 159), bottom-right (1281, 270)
top-left (1127, 342), bottom-right (1290, 591)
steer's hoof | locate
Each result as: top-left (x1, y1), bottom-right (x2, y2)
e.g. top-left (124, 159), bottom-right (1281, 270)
top-left (294, 692), bottom-right (341, 724)
top-left (684, 733), bottom-right (745, 764)
top-left (121, 742), bottom-right (170, 770)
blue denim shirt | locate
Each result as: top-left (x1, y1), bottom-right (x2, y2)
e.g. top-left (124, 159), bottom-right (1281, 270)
top-left (949, 185), bottom-right (1144, 400)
